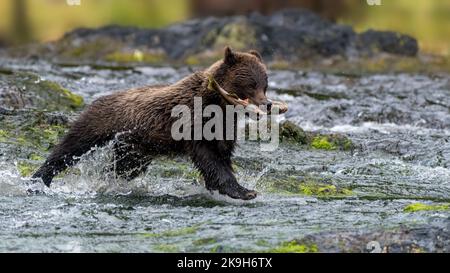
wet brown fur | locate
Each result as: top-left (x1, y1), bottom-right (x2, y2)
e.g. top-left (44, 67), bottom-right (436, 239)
top-left (33, 47), bottom-right (268, 200)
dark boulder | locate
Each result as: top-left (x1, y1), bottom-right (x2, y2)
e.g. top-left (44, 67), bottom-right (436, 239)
top-left (8, 9), bottom-right (418, 66)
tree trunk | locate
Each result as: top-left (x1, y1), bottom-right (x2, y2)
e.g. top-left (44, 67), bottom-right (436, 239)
top-left (12, 0), bottom-right (31, 44)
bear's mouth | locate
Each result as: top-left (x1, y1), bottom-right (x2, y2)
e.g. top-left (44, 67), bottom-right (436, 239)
top-left (208, 77), bottom-right (288, 115)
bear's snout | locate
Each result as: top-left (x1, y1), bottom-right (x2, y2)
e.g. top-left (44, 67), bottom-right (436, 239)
top-left (250, 97), bottom-right (271, 111)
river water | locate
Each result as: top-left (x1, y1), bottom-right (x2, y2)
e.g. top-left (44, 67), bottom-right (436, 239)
top-left (0, 60), bottom-right (449, 252)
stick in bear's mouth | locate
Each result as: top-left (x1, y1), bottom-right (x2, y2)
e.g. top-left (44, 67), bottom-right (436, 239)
top-left (207, 76), bottom-right (288, 115)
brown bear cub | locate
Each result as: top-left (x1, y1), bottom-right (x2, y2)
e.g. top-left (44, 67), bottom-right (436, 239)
top-left (33, 47), bottom-right (273, 200)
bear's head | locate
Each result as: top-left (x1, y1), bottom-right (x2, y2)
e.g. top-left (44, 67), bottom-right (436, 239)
top-left (212, 47), bottom-right (271, 110)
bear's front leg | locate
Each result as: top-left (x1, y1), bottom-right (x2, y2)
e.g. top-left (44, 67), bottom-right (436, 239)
top-left (191, 142), bottom-right (257, 200)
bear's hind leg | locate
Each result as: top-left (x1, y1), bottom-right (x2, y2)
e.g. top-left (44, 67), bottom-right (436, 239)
top-left (112, 142), bottom-right (152, 181)
top-left (33, 131), bottom-right (105, 187)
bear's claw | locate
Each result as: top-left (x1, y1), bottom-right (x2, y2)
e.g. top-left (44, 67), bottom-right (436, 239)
top-left (244, 190), bottom-right (258, 200)
top-left (217, 183), bottom-right (258, 200)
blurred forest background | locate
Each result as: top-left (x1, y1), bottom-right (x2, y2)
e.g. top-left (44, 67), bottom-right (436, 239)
top-left (0, 0), bottom-right (449, 56)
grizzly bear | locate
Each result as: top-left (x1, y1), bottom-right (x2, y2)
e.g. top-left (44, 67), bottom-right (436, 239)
top-left (32, 47), bottom-right (280, 200)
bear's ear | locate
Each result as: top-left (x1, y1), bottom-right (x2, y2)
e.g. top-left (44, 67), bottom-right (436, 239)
top-left (224, 46), bottom-right (237, 65)
top-left (249, 50), bottom-right (262, 61)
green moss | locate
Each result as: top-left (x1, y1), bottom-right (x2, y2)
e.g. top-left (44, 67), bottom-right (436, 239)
top-left (60, 88), bottom-right (84, 109)
top-left (29, 154), bottom-right (44, 161)
top-left (267, 176), bottom-right (353, 197)
top-left (59, 38), bottom-right (121, 60)
top-left (193, 237), bottom-right (217, 246)
top-left (0, 110), bottom-right (70, 160)
top-left (183, 51), bottom-right (223, 67)
top-left (279, 122), bottom-right (354, 151)
top-left (311, 136), bottom-right (337, 150)
top-left (151, 158), bottom-right (201, 181)
top-left (341, 139), bottom-right (354, 151)
top-left (185, 55), bottom-right (201, 66)
top-left (255, 239), bottom-right (270, 247)
top-left (268, 60), bottom-right (291, 70)
top-left (268, 240), bottom-right (318, 253)
top-left (17, 161), bottom-right (39, 177)
top-left (4, 72), bottom-right (84, 111)
top-left (404, 203), bottom-right (450, 212)
top-left (185, 170), bottom-right (201, 180)
top-left (154, 244), bottom-right (179, 252)
top-left (299, 183), bottom-right (352, 197)
top-left (0, 129), bottom-right (9, 142)
top-left (19, 124), bottom-right (67, 152)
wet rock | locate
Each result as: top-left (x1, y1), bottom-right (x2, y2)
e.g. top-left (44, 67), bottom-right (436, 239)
top-left (263, 174), bottom-right (353, 198)
top-left (5, 9), bottom-right (418, 66)
top-left (0, 71), bottom-right (84, 111)
top-left (357, 30), bottom-right (419, 57)
top-left (280, 121), bottom-right (355, 151)
top-left (296, 223), bottom-right (450, 253)
top-left (279, 120), bottom-right (308, 144)
top-left (0, 109), bottom-right (69, 163)
top-left (0, 71), bottom-right (79, 176)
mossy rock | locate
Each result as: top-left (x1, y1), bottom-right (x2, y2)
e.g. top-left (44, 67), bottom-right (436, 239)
top-left (0, 109), bottom-right (70, 168)
top-left (265, 175), bottom-right (353, 198)
top-left (56, 36), bottom-right (123, 61)
top-left (180, 20), bottom-right (258, 66)
top-left (311, 136), bottom-right (336, 150)
top-left (279, 121), bottom-right (309, 144)
top-left (0, 71), bottom-right (84, 111)
top-left (279, 121), bottom-right (354, 151)
top-left (310, 133), bottom-right (354, 151)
